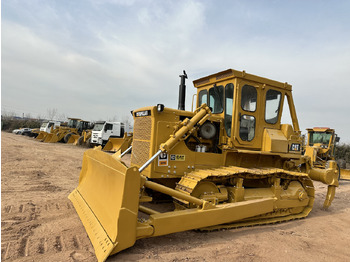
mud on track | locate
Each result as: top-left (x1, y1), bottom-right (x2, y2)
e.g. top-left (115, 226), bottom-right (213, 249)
top-left (2, 131), bottom-right (350, 262)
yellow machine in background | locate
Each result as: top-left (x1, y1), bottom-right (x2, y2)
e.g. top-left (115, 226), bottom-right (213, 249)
top-left (35, 120), bottom-right (61, 141)
top-left (66, 120), bottom-right (94, 145)
top-left (44, 118), bottom-right (83, 143)
top-left (304, 127), bottom-right (350, 180)
top-left (69, 69), bottom-right (339, 262)
top-left (76, 130), bottom-right (93, 146)
top-left (102, 132), bottom-right (133, 152)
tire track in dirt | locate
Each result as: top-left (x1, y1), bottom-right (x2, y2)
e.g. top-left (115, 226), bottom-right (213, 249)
top-left (2, 132), bottom-right (96, 261)
top-left (1, 200), bottom-right (95, 261)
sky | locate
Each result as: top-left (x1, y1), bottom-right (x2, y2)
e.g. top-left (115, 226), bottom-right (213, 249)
top-left (2, 0), bottom-right (350, 142)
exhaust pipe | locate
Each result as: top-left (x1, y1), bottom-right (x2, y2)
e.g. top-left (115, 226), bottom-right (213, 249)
top-left (178, 70), bottom-right (187, 110)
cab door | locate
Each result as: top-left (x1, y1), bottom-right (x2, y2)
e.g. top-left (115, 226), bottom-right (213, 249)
top-left (232, 80), bottom-right (263, 149)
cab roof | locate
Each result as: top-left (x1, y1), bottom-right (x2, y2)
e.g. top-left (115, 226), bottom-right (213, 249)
top-left (307, 127), bottom-right (334, 132)
top-left (193, 69), bottom-right (292, 91)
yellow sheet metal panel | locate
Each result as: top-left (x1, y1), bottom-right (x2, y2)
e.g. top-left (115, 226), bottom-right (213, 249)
top-left (340, 169), bottom-right (350, 180)
top-left (262, 128), bottom-right (288, 153)
top-left (149, 199), bottom-right (274, 236)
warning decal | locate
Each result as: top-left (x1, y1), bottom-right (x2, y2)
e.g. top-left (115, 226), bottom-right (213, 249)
top-left (158, 152), bottom-right (168, 166)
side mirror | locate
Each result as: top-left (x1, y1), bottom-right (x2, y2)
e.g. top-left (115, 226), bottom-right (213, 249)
top-left (335, 136), bottom-right (340, 143)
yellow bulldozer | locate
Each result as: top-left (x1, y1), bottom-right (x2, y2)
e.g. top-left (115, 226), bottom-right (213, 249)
top-left (69, 69), bottom-right (339, 262)
top-left (304, 127), bottom-right (350, 180)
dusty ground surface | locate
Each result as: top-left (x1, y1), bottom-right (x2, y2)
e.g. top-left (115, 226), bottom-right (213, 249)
top-left (1, 131), bottom-right (350, 262)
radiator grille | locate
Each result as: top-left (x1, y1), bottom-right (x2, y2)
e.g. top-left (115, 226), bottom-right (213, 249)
top-left (133, 116), bottom-right (152, 140)
top-left (131, 140), bottom-right (151, 166)
top-left (131, 116), bottom-right (152, 166)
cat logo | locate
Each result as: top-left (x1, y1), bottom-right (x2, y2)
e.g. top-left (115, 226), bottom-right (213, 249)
top-left (170, 154), bottom-right (185, 161)
top-left (290, 143), bottom-right (301, 152)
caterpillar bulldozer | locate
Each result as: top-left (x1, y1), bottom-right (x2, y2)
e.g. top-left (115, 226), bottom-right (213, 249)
top-left (69, 69), bottom-right (339, 262)
top-left (305, 127), bottom-right (350, 180)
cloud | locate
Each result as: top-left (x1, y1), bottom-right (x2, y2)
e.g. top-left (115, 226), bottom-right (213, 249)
top-left (2, 0), bottom-right (350, 142)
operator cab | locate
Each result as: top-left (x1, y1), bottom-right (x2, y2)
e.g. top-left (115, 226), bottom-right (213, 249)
top-left (67, 118), bottom-right (81, 128)
top-left (194, 69), bottom-right (300, 152)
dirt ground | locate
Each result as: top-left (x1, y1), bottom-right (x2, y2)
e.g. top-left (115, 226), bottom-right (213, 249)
top-left (1, 131), bottom-right (350, 262)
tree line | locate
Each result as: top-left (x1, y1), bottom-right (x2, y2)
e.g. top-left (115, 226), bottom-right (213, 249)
top-left (335, 144), bottom-right (350, 169)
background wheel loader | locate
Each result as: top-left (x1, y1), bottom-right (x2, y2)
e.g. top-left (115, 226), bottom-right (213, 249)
top-left (35, 120), bottom-right (61, 141)
top-left (304, 127), bottom-right (350, 180)
top-left (66, 120), bottom-right (94, 145)
top-left (69, 69), bottom-right (339, 262)
top-left (44, 118), bottom-right (84, 143)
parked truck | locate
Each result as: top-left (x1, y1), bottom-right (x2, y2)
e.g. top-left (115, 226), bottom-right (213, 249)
top-left (90, 121), bottom-right (133, 152)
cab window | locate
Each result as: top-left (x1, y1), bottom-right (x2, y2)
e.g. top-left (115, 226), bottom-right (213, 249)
top-left (198, 90), bottom-right (207, 107)
top-left (209, 85), bottom-right (224, 113)
top-left (224, 83), bottom-right (234, 137)
top-left (240, 85), bottom-right (257, 141)
top-left (241, 85), bottom-right (257, 112)
top-left (309, 132), bottom-right (332, 145)
top-left (239, 115), bottom-right (256, 141)
top-left (265, 89), bottom-right (282, 124)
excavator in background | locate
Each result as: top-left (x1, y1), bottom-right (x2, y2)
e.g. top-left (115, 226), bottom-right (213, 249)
top-left (69, 69), bottom-right (339, 262)
top-left (304, 127), bottom-right (350, 180)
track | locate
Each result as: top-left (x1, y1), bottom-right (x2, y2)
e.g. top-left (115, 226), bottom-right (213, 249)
top-left (175, 166), bottom-right (315, 229)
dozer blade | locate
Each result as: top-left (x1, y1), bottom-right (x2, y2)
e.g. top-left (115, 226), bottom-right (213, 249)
top-left (67, 134), bottom-right (80, 145)
top-left (102, 135), bottom-right (132, 152)
top-left (68, 149), bottom-right (141, 262)
top-left (340, 169), bottom-right (350, 180)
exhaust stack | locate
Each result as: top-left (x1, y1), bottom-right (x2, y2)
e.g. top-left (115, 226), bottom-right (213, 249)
top-left (178, 70), bottom-right (187, 110)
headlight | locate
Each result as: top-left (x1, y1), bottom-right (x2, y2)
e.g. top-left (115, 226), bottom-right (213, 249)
top-left (157, 104), bottom-right (165, 112)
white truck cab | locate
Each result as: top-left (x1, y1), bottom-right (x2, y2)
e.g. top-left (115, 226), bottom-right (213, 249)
top-left (40, 121), bottom-right (61, 133)
top-left (91, 121), bottom-right (130, 146)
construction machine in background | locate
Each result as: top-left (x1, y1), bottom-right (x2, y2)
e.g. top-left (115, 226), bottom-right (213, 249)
top-left (35, 120), bottom-right (61, 141)
top-left (304, 127), bottom-right (350, 180)
top-left (102, 132), bottom-right (133, 152)
top-left (44, 118), bottom-right (83, 143)
top-left (89, 121), bottom-right (133, 152)
top-left (66, 120), bottom-right (94, 145)
top-left (69, 69), bottom-right (339, 262)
